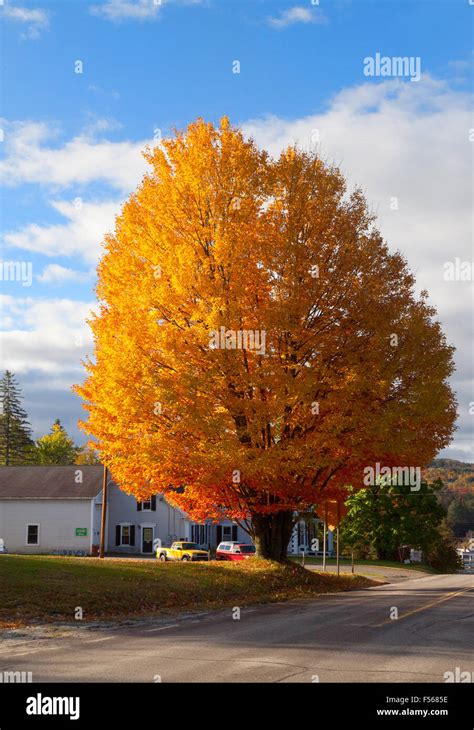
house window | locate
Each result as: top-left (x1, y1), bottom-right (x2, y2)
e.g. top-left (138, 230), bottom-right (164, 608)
top-left (137, 496), bottom-right (156, 512)
top-left (26, 524), bottom-right (39, 546)
top-left (115, 524), bottom-right (135, 547)
top-left (222, 525), bottom-right (238, 541)
top-left (192, 524), bottom-right (209, 545)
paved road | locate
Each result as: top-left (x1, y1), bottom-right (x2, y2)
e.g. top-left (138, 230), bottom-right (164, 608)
top-left (1, 573), bottom-right (472, 682)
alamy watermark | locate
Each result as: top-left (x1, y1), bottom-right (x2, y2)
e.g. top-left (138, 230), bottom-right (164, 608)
top-left (26, 693), bottom-right (80, 721)
top-left (363, 53), bottom-right (421, 82)
top-left (0, 670), bottom-right (32, 683)
top-left (443, 258), bottom-right (473, 281)
top-left (209, 326), bottom-right (266, 355)
top-left (363, 462), bottom-right (421, 491)
top-left (443, 667), bottom-right (473, 683)
top-left (0, 260), bottom-right (33, 287)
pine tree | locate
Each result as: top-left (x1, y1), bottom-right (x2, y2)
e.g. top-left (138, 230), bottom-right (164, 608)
top-left (0, 371), bottom-right (35, 465)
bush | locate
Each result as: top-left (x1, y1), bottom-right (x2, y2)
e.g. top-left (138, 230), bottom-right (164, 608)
top-left (424, 520), bottom-right (462, 573)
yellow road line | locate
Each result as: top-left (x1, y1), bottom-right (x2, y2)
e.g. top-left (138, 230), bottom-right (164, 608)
top-left (373, 587), bottom-right (472, 627)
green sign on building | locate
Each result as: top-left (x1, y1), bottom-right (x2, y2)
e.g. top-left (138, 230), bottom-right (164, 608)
top-left (75, 528), bottom-right (88, 537)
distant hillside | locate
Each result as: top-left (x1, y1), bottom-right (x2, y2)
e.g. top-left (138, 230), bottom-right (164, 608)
top-left (423, 459), bottom-right (474, 495)
top-left (423, 459), bottom-right (474, 538)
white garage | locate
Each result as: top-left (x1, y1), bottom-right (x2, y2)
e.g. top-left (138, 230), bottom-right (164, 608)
top-left (0, 465), bottom-right (103, 555)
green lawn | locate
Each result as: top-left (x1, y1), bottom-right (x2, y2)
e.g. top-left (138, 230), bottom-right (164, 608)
top-left (0, 555), bottom-right (377, 627)
top-left (289, 556), bottom-right (438, 573)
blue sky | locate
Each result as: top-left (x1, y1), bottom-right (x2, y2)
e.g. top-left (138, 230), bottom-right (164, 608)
top-left (1, 0), bottom-right (473, 460)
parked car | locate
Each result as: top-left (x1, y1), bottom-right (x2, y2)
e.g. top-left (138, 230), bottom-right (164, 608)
top-left (216, 541), bottom-right (256, 561)
top-left (156, 541), bottom-right (209, 562)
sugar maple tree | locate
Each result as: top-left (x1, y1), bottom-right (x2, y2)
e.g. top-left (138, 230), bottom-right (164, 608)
top-left (75, 118), bottom-right (456, 560)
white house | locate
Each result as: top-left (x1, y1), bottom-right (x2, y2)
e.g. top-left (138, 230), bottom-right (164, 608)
top-left (0, 466), bottom-right (248, 555)
top-left (288, 517), bottom-right (334, 556)
top-left (0, 466), bottom-right (332, 556)
top-left (105, 479), bottom-right (247, 554)
top-left (0, 466), bottom-right (103, 555)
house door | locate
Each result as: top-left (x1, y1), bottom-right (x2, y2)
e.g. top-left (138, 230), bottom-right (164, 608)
top-left (142, 527), bottom-right (153, 554)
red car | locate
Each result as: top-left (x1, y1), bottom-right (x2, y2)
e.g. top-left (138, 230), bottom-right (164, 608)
top-left (216, 541), bottom-right (256, 561)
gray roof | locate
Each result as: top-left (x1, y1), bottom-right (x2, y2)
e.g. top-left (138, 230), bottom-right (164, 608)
top-left (0, 465), bottom-right (104, 500)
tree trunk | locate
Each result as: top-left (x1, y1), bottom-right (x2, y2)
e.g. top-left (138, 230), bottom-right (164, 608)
top-left (252, 511), bottom-right (294, 562)
top-left (375, 535), bottom-right (387, 560)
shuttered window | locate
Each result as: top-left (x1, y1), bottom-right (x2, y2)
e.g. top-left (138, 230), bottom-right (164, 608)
top-left (137, 496), bottom-right (156, 511)
top-left (191, 524), bottom-right (210, 545)
top-left (116, 524), bottom-right (135, 547)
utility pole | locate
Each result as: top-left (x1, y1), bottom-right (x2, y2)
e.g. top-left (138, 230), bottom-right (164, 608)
top-left (322, 502), bottom-right (327, 572)
top-left (99, 464), bottom-right (108, 559)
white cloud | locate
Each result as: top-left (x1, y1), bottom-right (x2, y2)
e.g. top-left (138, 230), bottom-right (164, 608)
top-left (82, 115), bottom-right (123, 136)
top-left (0, 295), bottom-right (96, 375)
top-left (4, 199), bottom-right (121, 264)
top-left (267, 6), bottom-right (326, 29)
top-left (242, 75), bottom-right (473, 460)
top-left (0, 119), bottom-right (147, 266)
top-left (87, 84), bottom-right (121, 100)
top-left (2, 5), bottom-right (49, 39)
top-left (0, 295), bottom-right (98, 439)
top-left (0, 121), bottom-right (148, 192)
top-left (90, 0), bottom-right (204, 22)
top-left (91, 0), bottom-right (161, 21)
top-left (37, 264), bottom-right (92, 285)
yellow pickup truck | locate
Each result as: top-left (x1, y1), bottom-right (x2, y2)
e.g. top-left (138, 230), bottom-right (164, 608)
top-left (156, 541), bottom-right (209, 562)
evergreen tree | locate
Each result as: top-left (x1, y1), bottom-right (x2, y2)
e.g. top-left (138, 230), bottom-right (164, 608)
top-left (0, 371), bottom-right (35, 465)
top-left (35, 419), bottom-right (78, 465)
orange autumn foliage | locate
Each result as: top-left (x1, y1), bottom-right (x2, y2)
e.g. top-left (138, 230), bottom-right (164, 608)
top-left (315, 500), bottom-right (348, 531)
top-left (75, 118), bottom-right (456, 543)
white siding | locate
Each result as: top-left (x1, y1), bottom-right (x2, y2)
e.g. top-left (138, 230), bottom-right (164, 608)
top-left (190, 521), bottom-right (250, 549)
top-left (0, 499), bottom-right (94, 554)
top-left (106, 484), bottom-right (192, 553)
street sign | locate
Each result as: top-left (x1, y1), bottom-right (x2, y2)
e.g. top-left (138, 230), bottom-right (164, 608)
top-left (75, 528), bottom-right (88, 537)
